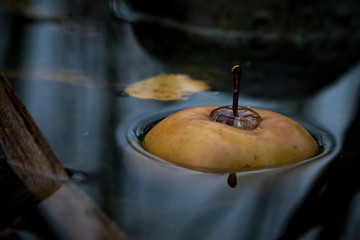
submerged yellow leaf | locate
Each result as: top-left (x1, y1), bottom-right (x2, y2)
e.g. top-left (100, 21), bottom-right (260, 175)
top-left (124, 74), bottom-right (210, 101)
top-left (7, 68), bottom-right (95, 86)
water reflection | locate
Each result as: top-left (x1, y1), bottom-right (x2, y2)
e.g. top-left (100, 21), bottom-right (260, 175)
top-left (0, 1), bottom-right (359, 240)
top-left (304, 62), bottom-right (360, 142)
top-left (280, 102), bottom-right (360, 239)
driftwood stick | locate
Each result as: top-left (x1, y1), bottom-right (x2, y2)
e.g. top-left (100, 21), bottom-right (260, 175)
top-left (0, 71), bottom-right (127, 239)
top-left (0, 72), bottom-right (69, 199)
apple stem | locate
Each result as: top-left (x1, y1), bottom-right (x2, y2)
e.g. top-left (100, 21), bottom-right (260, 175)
top-left (232, 65), bottom-right (241, 117)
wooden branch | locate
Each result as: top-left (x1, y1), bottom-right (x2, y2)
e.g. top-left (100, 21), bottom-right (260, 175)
top-left (0, 71), bottom-right (68, 199)
top-left (0, 71), bottom-right (127, 240)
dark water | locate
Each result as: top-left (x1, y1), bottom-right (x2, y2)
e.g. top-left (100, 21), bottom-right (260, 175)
top-left (0, 1), bottom-right (360, 240)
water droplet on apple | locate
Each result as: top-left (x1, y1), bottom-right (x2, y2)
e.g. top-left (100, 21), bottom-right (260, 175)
top-left (210, 106), bottom-right (262, 130)
top-left (209, 65), bottom-right (262, 130)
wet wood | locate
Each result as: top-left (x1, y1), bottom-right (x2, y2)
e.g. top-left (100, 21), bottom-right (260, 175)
top-left (0, 71), bottom-right (127, 239)
top-left (0, 72), bottom-right (69, 200)
top-left (0, 157), bottom-right (38, 224)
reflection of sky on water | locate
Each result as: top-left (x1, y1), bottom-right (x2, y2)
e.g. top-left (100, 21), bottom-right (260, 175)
top-left (305, 62), bottom-right (360, 142)
top-left (0, 2), bottom-right (360, 239)
top-left (22, 25), bottom-right (60, 70)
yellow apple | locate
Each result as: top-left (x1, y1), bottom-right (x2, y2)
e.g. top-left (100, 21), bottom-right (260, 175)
top-left (143, 105), bottom-right (318, 173)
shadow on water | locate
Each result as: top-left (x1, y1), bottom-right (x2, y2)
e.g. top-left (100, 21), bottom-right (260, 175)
top-left (279, 109), bottom-right (360, 239)
top-left (0, 1), bottom-right (360, 239)
top-left (278, 64), bottom-right (360, 240)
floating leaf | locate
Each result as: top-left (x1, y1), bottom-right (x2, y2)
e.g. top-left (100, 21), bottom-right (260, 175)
top-left (124, 74), bottom-right (210, 101)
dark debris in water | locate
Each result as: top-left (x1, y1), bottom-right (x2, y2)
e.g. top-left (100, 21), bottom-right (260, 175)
top-left (227, 173), bottom-right (237, 188)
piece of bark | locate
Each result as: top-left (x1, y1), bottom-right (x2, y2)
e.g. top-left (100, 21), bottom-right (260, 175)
top-left (0, 71), bottom-right (127, 240)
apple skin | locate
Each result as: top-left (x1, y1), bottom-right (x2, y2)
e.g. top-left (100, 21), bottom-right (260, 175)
top-left (143, 106), bottom-right (318, 173)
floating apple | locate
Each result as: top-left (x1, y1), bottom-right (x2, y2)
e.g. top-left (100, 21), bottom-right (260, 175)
top-left (143, 66), bottom-right (318, 173)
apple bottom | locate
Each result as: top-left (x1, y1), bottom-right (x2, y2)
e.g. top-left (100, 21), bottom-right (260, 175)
top-left (143, 106), bottom-right (318, 173)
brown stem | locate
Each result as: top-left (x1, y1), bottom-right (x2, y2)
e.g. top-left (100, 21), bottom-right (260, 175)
top-left (231, 65), bottom-right (241, 117)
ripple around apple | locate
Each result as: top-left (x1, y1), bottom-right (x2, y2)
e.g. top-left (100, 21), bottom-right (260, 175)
top-left (121, 108), bottom-right (335, 190)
